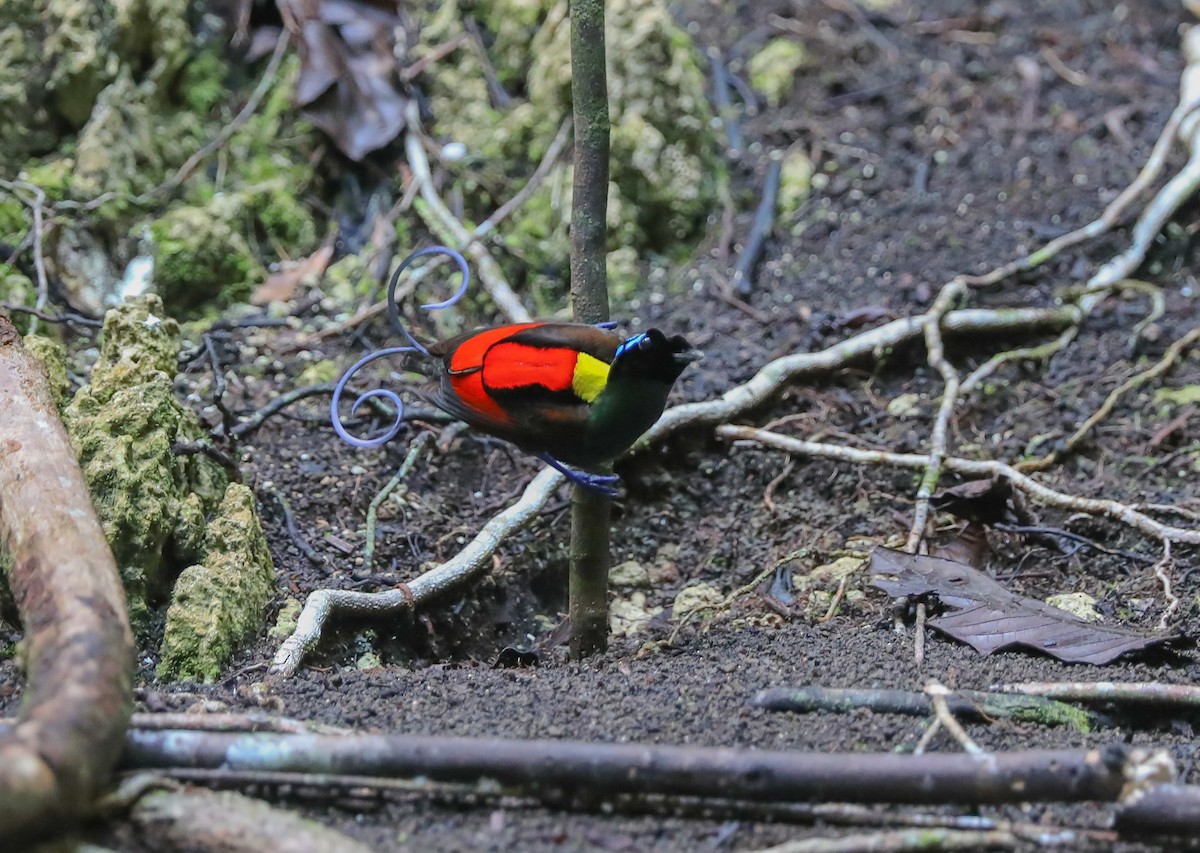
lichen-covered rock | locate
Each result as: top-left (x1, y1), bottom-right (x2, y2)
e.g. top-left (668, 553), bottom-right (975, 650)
top-left (422, 0), bottom-right (724, 305)
top-left (748, 37), bottom-right (808, 108)
top-left (0, 0), bottom-right (191, 173)
top-left (148, 196), bottom-right (262, 319)
top-left (0, 4), bottom-right (63, 171)
top-left (21, 334), bottom-right (71, 409)
top-left (64, 294), bottom-right (227, 630)
top-left (158, 483), bottom-right (276, 682)
top-left (0, 266), bottom-right (35, 333)
top-left (528, 0), bottom-right (724, 246)
top-left (778, 149), bottom-right (814, 221)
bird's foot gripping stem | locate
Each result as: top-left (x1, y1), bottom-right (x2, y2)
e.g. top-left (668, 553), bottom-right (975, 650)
top-left (536, 454), bottom-right (620, 497)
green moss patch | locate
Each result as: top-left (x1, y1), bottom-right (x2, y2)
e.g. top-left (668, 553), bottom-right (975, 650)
top-left (64, 295), bottom-right (227, 631)
top-left (158, 483), bottom-right (276, 682)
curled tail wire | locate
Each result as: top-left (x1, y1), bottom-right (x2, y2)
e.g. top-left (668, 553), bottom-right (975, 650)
top-left (330, 246), bottom-right (471, 448)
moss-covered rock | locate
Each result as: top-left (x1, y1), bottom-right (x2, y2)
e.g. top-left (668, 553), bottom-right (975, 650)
top-left (158, 483), bottom-right (276, 682)
top-left (0, 3), bottom-right (63, 171)
top-left (0, 266), bottom-right (35, 332)
top-left (421, 0), bottom-right (723, 306)
top-left (0, 265), bottom-right (54, 340)
top-left (0, 0), bottom-right (192, 173)
top-left (778, 149), bottom-right (814, 220)
top-left (748, 38), bottom-right (808, 109)
top-left (21, 334), bottom-right (72, 409)
top-left (63, 294), bottom-right (227, 631)
top-left (148, 195), bottom-right (263, 319)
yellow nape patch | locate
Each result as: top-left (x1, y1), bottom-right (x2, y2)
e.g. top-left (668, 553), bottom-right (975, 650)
top-left (572, 352), bottom-right (610, 403)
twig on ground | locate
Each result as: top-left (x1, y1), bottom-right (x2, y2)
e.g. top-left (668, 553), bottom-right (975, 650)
top-left (913, 601), bottom-right (927, 665)
top-left (122, 729), bottom-right (1130, 806)
top-left (762, 456), bottom-right (795, 512)
top-left (732, 155), bottom-right (783, 295)
top-left (474, 117), bottom-right (572, 241)
top-left (171, 440), bottom-right (243, 483)
top-left (463, 15), bottom-right (513, 108)
top-left (262, 486), bottom-right (323, 566)
top-left (963, 96), bottom-right (1200, 289)
top-left (120, 780), bottom-right (374, 853)
top-left (990, 681), bottom-right (1200, 708)
top-left (1115, 784), bottom-right (1200, 841)
top-left (635, 305), bottom-right (1077, 452)
top-left (139, 33), bottom-right (290, 206)
top-left (203, 334), bottom-right (236, 437)
top-left (404, 101), bottom-right (532, 323)
top-left (959, 326), bottom-right (1076, 398)
top-left (753, 685), bottom-right (1094, 729)
top-left (819, 575), bottom-right (849, 622)
top-left (751, 827), bottom-right (1018, 853)
top-left (0, 303), bottom-right (102, 329)
top-left (906, 281), bottom-right (967, 552)
top-left (925, 681), bottom-right (985, 756)
top-left (363, 432), bottom-right (433, 569)
top-left (1083, 29), bottom-right (1200, 303)
top-left (912, 717), bottom-right (942, 756)
top-left (1103, 278), bottom-right (1166, 350)
top-left (271, 467), bottom-right (562, 676)
top-left (1151, 541), bottom-right (1179, 630)
top-left (991, 523), bottom-right (1156, 563)
top-left (717, 425), bottom-right (1200, 545)
top-left (400, 32), bottom-right (470, 83)
top-left (1017, 323), bottom-right (1200, 472)
top-left (124, 712), bottom-right (347, 735)
top-left (708, 47), bottom-right (744, 154)
top-left (0, 180), bottom-right (50, 335)
top-left (667, 562), bottom-right (780, 646)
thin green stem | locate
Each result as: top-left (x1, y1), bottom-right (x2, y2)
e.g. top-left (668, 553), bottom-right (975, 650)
top-left (568, 0), bottom-right (612, 659)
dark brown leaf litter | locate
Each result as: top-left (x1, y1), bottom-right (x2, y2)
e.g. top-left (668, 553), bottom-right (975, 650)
top-left (8, 0), bottom-right (1200, 850)
top-left (870, 548), bottom-right (1180, 664)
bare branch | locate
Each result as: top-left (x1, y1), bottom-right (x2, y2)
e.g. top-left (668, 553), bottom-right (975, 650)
top-left (122, 728), bottom-right (1130, 806)
top-left (271, 467), bottom-right (562, 675)
top-left (717, 425), bottom-right (1200, 545)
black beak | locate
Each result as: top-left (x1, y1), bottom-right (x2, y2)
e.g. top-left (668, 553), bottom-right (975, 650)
top-left (673, 348), bottom-right (702, 366)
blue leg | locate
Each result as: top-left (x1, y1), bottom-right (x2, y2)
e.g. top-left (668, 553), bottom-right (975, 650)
top-left (594, 321), bottom-right (619, 330)
top-left (536, 453), bottom-right (620, 497)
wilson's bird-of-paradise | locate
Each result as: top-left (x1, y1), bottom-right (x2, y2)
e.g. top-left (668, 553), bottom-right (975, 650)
top-left (331, 246), bottom-right (698, 494)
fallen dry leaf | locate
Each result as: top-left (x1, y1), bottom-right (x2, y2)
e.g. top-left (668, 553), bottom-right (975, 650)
top-left (278, 0), bottom-right (410, 160)
top-left (252, 241), bottom-right (335, 305)
top-left (869, 547), bottom-right (1178, 664)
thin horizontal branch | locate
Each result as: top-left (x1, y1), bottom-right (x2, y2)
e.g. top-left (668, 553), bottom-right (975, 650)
top-left (121, 729), bottom-right (1130, 806)
top-left (271, 467), bottom-right (562, 675)
top-left (634, 305), bottom-right (1078, 452)
top-left (717, 425), bottom-right (1200, 545)
top-left (990, 682), bottom-right (1200, 708)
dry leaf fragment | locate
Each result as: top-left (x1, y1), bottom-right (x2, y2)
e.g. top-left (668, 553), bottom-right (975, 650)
top-left (252, 241), bottom-right (335, 305)
top-left (869, 548), bottom-right (1178, 664)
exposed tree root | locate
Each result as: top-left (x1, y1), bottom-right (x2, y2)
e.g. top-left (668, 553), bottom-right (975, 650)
top-left (717, 425), bottom-right (1200, 546)
top-left (0, 314), bottom-right (134, 843)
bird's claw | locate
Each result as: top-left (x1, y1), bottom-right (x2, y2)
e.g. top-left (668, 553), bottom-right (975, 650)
top-left (536, 455), bottom-right (621, 497)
